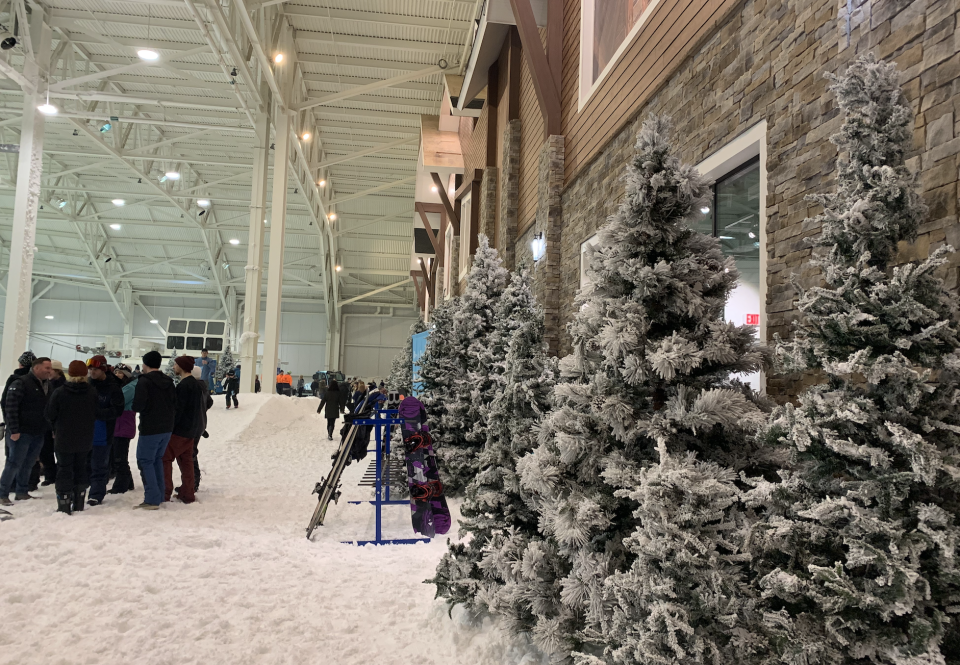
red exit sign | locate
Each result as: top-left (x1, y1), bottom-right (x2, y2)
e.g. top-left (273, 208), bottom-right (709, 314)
top-left (746, 313), bottom-right (760, 326)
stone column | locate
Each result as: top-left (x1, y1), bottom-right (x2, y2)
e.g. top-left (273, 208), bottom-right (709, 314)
top-left (532, 135), bottom-right (564, 356)
top-left (498, 119), bottom-right (522, 270)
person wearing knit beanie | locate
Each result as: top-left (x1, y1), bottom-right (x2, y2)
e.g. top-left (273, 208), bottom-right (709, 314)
top-left (67, 360), bottom-right (88, 379)
top-left (174, 356), bottom-right (195, 374)
top-left (142, 351), bottom-right (163, 370)
top-left (45, 358), bottom-right (98, 515)
top-left (165, 355), bottom-right (205, 504)
top-left (18, 351), bottom-right (37, 368)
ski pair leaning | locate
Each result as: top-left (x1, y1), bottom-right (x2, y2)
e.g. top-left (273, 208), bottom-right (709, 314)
top-left (306, 393), bottom-right (375, 540)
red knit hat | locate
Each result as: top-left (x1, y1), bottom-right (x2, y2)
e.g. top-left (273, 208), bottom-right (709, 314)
top-left (68, 360), bottom-right (88, 378)
top-left (174, 355), bottom-right (195, 373)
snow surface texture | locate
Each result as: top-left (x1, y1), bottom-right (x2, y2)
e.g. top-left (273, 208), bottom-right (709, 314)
top-left (0, 395), bottom-right (546, 665)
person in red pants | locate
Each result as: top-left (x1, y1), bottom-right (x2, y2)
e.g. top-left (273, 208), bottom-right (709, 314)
top-left (164, 356), bottom-right (211, 503)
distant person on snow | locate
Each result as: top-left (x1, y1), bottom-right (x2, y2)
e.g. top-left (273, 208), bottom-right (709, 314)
top-left (44, 361), bottom-right (99, 515)
top-left (164, 356), bottom-right (210, 504)
top-left (197, 349), bottom-right (216, 393)
top-left (317, 380), bottom-right (342, 440)
top-left (0, 356), bottom-right (52, 506)
top-left (255, 376), bottom-right (261, 393)
top-left (297, 375), bottom-right (305, 397)
top-left (224, 369), bottom-right (240, 409)
top-left (86, 355), bottom-right (124, 507)
top-left (132, 351), bottom-right (177, 510)
top-left (109, 364), bottom-right (137, 495)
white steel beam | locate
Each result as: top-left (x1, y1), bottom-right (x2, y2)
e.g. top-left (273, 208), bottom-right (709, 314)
top-left (313, 138), bottom-right (416, 169)
top-left (327, 177), bottom-right (416, 206)
top-left (0, 14), bottom-right (51, 376)
top-left (293, 66), bottom-right (442, 112)
top-left (338, 278), bottom-right (411, 307)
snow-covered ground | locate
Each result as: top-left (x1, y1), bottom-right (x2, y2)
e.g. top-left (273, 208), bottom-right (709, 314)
top-left (0, 395), bottom-right (545, 665)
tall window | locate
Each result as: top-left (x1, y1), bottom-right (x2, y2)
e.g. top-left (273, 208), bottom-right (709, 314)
top-left (693, 158), bottom-right (762, 387)
top-left (580, 0), bottom-right (660, 108)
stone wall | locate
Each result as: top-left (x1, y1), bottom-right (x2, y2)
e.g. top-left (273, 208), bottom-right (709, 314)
top-left (553, 0), bottom-right (960, 400)
top-left (498, 119), bottom-right (522, 270)
top-left (477, 167), bottom-right (498, 242)
top-left (531, 135), bottom-right (564, 356)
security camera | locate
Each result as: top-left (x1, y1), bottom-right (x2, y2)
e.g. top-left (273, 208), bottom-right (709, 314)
top-left (0, 31), bottom-right (16, 51)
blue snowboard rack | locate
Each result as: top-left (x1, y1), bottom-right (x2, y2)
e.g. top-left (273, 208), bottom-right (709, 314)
top-left (345, 409), bottom-right (430, 546)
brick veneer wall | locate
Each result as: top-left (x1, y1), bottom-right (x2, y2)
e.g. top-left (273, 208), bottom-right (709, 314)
top-left (552, 0), bottom-right (960, 400)
top-left (498, 120), bottom-right (522, 269)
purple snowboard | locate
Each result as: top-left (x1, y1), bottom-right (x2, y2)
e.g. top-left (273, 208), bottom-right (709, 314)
top-left (399, 396), bottom-right (450, 537)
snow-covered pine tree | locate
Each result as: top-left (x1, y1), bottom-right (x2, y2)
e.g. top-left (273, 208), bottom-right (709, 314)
top-left (432, 268), bottom-right (556, 629)
top-left (387, 316), bottom-right (427, 395)
top-left (744, 55), bottom-right (960, 665)
top-left (215, 344), bottom-right (234, 384)
top-left (163, 355), bottom-right (180, 385)
top-left (515, 115), bottom-right (768, 662)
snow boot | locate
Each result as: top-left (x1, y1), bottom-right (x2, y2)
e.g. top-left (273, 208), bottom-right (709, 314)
top-left (73, 490), bottom-right (86, 512)
top-left (133, 502), bottom-right (160, 510)
top-left (56, 493), bottom-right (73, 515)
top-left (14, 492), bottom-right (33, 501)
top-left (87, 498), bottom-right (101, 507)
top-left (0, 495), bottom-right (11, 506)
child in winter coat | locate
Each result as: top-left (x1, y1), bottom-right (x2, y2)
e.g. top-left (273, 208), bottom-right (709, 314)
top-left (224, 370), bottom-right (240, 409)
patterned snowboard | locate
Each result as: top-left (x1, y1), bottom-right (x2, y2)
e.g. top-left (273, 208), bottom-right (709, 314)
top-left (403, 431), bottom-right (451, 538)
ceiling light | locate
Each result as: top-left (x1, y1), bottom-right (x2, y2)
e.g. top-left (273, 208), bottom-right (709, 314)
top-left (335, 265), bottom-right (341, 272)
top-left (45, 315), bottom-right (54, 320)
top-left (138, 49), bottom-right (160, 61)
top-left (431, 185), bottom-right (438, 192)
top-left (57, 199), bottom-right (67, 209)
top-left (197, 199), bottom-right (211, 207)
top-left (150, 319), bottom-right (159, 324)
top-left (112, 199), bottom-right (125, 206)
top-left (274, 53), bottom-right (284, 64)
top-left (700, 206), bottom-right (710, 214)
top-left (100, 122), bottom-right (112, 132)
top-left (158, 175), bottom-right (167, 183)
top-left (748, 231), bottom-right (756, 239)
top-left (301, 132), bottom-right (311, 141)
top-left (318, 179), bottom-right (326, 187)
top-left (165, 171), bottom-right (180, 180)
top-left (328, 213), bottom-right (337, 221)
top-left (110, 224), bottom-right (122, 230)
top-left (229, 238), bottom-right (240, 245)
top-left (37, 102), bottom-right (58, 115)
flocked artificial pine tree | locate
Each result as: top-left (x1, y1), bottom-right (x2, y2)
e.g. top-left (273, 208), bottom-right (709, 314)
top-left (387, 316), bottom-right (428, 395)
top-left (516, 116), bottom-right (768, 663)
top-left (215, 344), bottom-right (234, 384)
top-left (420, 236), bottom-right (510, 494)
top-left (744, 55), bottom-right (960, 665)
top-left (432, 268), bottom-right (556, 628)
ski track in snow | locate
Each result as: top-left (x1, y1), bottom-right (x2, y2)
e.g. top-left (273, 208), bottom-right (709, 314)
top-left (0, 395), bottom-right (546, 665)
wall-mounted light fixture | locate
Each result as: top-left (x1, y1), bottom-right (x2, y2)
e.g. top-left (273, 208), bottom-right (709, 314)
top-left (531, 232), bottom-right (546, 261)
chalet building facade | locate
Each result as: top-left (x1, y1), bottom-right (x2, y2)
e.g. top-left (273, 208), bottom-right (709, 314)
top-left (410, 0), bottom-right (960, 399)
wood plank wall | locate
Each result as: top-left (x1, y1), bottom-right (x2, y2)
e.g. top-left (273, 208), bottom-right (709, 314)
top-left (518, 28), bottom-right (547, 236)
top-left (560, 0), bottom-right (741, 182)
top-left (460, 110), bottom-right (488, 177)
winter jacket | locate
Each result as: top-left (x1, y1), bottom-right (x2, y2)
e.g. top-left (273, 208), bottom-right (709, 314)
top-left (317, 386), bottom-right (342, 419)
top-left (4, 370), bottom-right (50, 435)
top-left (297, 378), bottom-right (305, 391)
top-left (46, 380), bottom-right (99, 454)
top-left (91, 374), bottom-right (124, 446)
top-left (132, 370), bottom-right (177, 435)
top-left (398, 396), bottom-right (429, 435)
top-left (114, 378), bottom-right (139, 439)
top-left (173, 375), bottom-right (211, 440)
top-left (337, 386), bottom-right (349, 412)
top-left (198, 356), bottom-right (217, 381)
top-left (1, 367), bottom-right (29, 422)
top-left (223, 376), bottom-right (239, 394)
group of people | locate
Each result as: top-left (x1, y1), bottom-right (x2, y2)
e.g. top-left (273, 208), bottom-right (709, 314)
top-left (0, 350), bottom-right (213, 513)
top-left (314, 378), bottom-right (388, 440)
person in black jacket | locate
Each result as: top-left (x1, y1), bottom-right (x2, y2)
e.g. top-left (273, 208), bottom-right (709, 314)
top-left (163, 356), bottom-right (208, 504)
top-left (0, 357), bottom-right (52, 505)
top-left (86, 356), bottom-right (124, 506)
top-left (38, 361), bottom-right (65, 487)
top-left (317, 380), bottom-right (342, 440)
top-left (45, 361), bottom-right (99, 514)
top-left (1, 351), bottom-right (35, 467)
top-left (224, 369), bottom-right (239, 409)
top-left (132, 351), bottom-right (177, 510)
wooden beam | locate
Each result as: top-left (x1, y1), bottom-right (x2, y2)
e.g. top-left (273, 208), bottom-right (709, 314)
top-left (508, 0), bottom-right (561, 137)
top-left (415, 202), bottom-right (443, 257)
top-left (410, 271), bottom-right (425, 311)
top-left (454, 168), bottom-right (482, 200)
top-left (430, 173), bottom-right (460, 235)
top-left (547, 0), bottom-right (563, 94)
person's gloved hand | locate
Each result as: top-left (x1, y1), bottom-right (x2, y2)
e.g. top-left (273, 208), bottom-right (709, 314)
top-left (201, 430), bottom-right (209, 438)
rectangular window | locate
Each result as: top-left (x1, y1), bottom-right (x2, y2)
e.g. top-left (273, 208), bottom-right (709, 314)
top-left (459, 192), bottom-right (472, 279)
top-left (579, 0), bottom-right (661, 109)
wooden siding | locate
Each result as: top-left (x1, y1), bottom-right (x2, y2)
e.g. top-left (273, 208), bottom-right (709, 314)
top-left (560, 0), bottom-right (741, 182)
top-left (518, 28), bottom-right (547, 236)
top-left (460, 110), bottom-right (488, 177)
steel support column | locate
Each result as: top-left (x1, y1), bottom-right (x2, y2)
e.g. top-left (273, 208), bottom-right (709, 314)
top-left (240, 97), bottom-right (271, 393)
top-left (261, 48), bottom-right (293, 394)
top-left (0, 13), bottom-right (51, 376)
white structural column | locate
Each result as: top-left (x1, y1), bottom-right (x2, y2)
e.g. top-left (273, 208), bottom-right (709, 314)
top-left (239, 96), bottom-right (272, 393)
top-left (261, 50), bottom-right (294, 394)
top-left (121, 284), bottom-right (135, 350)
top-left (0, 14), bottom-right (52, 377)
top-left (325, 318), bottom-right (341, 372)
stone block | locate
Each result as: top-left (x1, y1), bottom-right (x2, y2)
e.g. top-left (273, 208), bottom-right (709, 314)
top-left (926, 110), bottom-right (955, 149)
